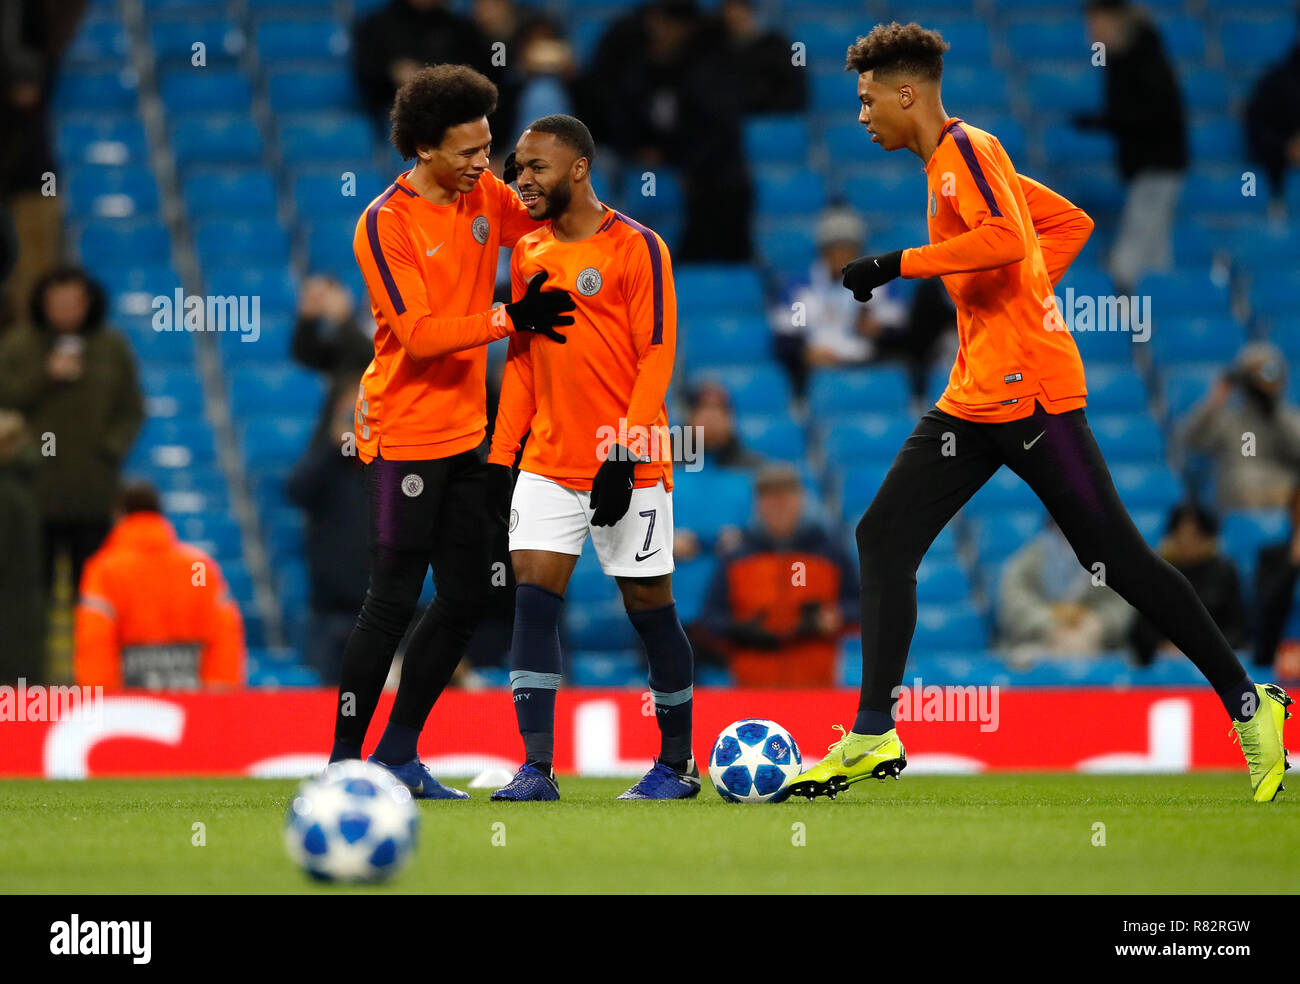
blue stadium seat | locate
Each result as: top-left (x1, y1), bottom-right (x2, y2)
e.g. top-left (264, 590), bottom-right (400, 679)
top-left (788, 18), bottom-right (859, 64)
top-left (160, 69), bottom-right (253, 113)
top-left (1088, 414), bottom-right (1165, 462)
top-left (66, 166), bottom-right (160, 219)
top-left (128, 418), bottom-right (218, 470)
top-left (568, 649), bottom-right (644, 686)
top-left (205, 266), bottom-right (298, 317)
top-left (268, 67), bottom-right (358, 113)
top-left (839, 461), bottom-right (893, 523)
top-left (1181, 172), bottom-right (1268, 219)
top-left (1224, 225), bottom-right (1300, 272)
top-left (689, 364), bottom-right (789, 416)
top-left (970, 508), bottom-right (1048, 567)
top-left (912, 602), bottom-right (987, 653)
top-left (821, 414), bottom-right (915, 461)
top-left (1220, 510), bottom-right (1288, 586)
top-left (673, 470), bottom-right (755, 541)
top-left (171, 116), bottom-right (264, 169)
top-left (1023, 68), bottom-right (1099, 112)
top-left (922, 19), bottom-right (991, 65)
top-left (941, 66), bottom-right (1011, 114)
top-left (755, 167), bottom-right (828, 217)
top-left (743, 116), bottom-right (810, 166)
top-left (150, 17), bottom-right (245, 63)
top-left (77, 221), bottom-right (171, 268)
top-left (1220, 17), bottom-right (1295, 68)
top-left (278, 114), bottom-right (374, 164)
top-left (915, 559), bottom-right (972, 604)
top-left (139, 366), bottom-right (205, 418)
top-left (254, 19), bottom-right (351, 62)
top-left (1249, 271), bottom-right (1300, 320)
top-left (67, 17), bottom-right (130, 64)
top-left (1189, 117), bottom-right (1244, 165)
top-left (1149, 315), bottom-right (1246, 368)
top-left (841, 166), bottom-right (929, 221)
top-left (808, 365), bottom-right (911, 416)
top-left (756, 221), bottom-right (815, 280)
top-left (673, 555), bottom-right (716, 626)
top-left (293, 166), bottom-right (388, 217)
top-left (565, 603), bottom-right (640, 653)
top-left (674, 266), bottom-right (764, 316)
top-left (682, 313), bottom-right (770, 368)
top-left (182, 168), bottom-right (278, 218)
top-left (1160, 365), bottom-right (1218, 420)
top-left (53, 68), bottom-right (138, 112)
top-left (1109, 465), bottom-right (1183, 510)
top-left (229, 365), bottom-right (326, 416)
top-left (194, 217), bottom-right (290, 267)
top-left (57, 115), bottom-right (149, 167)
top-left (735, 415), bottom-right (807, 462)
top-left (1180, 70), bottom-right (1239, 116)
top-left (1160, 17), bottom-right (1206, 62)
top-left (965, 467), bottom-right (1041, 515)
top-left (174, 513), bottom-right (243, 561)
top-left (242, 415), bottom-right (315, 469)
top-left (1042, 123), bottom-right (1114, 163)
top-left (809, 69), bottom-right (859, 113)
top-left (1083, 366), bottom-right (1150, 414)
top-left (1005, 18), bottom-right (1087, 63)
top-left (305, 220), bottom-right (359, 278)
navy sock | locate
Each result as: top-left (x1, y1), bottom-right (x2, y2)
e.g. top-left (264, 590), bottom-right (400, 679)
top-left (630, 602), bottom-right (694, 768)
top-left (852, 708), bottom-right (894, 736)
top-left (371, 721), bottom-right (421, 765)
top-left (329, 739), bottom-right (362, 763)
top-left (1220, 675), bottom-right (1258, 722)
top-left (510, 583), bottom-right (564, 769)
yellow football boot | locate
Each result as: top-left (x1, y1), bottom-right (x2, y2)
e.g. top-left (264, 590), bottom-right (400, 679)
top-left (784, 725), bottom-right (906, 800)
top-left (1231, 683), bottom-right (1292, 802)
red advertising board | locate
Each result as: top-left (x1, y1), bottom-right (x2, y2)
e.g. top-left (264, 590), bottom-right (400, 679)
top-left (0, 686), bottom-right (1245, 778)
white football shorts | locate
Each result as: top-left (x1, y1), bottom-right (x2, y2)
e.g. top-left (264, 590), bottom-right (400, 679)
top-left (509, 470), bottom-right (675, 577)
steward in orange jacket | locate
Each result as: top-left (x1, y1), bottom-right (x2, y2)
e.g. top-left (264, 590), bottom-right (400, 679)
top-left (74, 484), bottom-right (243, 689)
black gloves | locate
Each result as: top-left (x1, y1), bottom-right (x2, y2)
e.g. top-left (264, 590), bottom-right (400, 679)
top-left (589, 443), bottom-right (640, 527)
top-left (841, 249), bottom-right (903, 302)
top-left (487, 463), bottom-right (514, 529)
top-left (505, 272), bottom-right (575, 343)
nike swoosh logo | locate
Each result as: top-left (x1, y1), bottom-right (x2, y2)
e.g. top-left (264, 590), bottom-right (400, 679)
top-left (635, 549), bottom-right (661, 563)
top-left (1023, 431), bottom-right (1046, 450)
top-left (426, 242), bottom-right (444, 257)
top-left (842, 751), bottom-right (870, 766)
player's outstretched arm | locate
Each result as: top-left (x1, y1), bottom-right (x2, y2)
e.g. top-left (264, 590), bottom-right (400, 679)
top-left (1017, 173), bottom-right (1095, 287)
top-left (487, 257), bottom-right (541, 524)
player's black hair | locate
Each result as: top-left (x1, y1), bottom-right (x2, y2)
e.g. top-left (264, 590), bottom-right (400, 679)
top-left (389, 64), bottom-right (498, 160)
top-left (521, 114), bottom-right (596, 168)
top-left (845, 22), bottom-right (949, 81)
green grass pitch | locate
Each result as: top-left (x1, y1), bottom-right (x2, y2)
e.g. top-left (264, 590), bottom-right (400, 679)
top-left (2, 774), bottom-right (1296, 894)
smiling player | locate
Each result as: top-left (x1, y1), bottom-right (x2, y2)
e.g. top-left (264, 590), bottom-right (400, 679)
top-left (786, 23), bottom-right (1292, 802)
top-left (328, 66), bottom-right (574, 799)
top-left (486, 115), bottom-right (699, 802)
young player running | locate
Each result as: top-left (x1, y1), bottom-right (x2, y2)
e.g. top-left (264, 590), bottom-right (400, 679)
top-left (329, 66), bottom-right (574, 798)
top-left (787, 23), bottom-right (1291, 802)
top-left (486, 115), bottom-right (698, 802)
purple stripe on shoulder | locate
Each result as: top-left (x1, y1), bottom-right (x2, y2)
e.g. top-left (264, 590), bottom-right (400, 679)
top-left (613, 212), bottom-right (664, 345)
top-left (365, 185), bottom-right (407, 315)
top-left (948, 124), bottom-right (1003, 218)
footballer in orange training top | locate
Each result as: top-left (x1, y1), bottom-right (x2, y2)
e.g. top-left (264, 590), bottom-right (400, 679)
top-left (784, 22), bottom-right (1290, 803)
top-left (485, 115), bottom-right (699, 802)
top-left (328, 66), bottom-right (574, 800)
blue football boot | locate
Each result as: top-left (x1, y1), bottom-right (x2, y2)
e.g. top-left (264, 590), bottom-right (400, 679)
top-left (490, 763), bottom-right (560, 801)
top-left (367, 755), bottom-right (470, 800)
top-left (617, 758), bottom-right (701, 800)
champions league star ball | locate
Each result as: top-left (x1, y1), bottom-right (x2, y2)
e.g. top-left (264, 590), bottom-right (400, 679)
top-left (708, 719), bottom-right (803, 803)
top-left (284, 760), bottom-right (419, 883)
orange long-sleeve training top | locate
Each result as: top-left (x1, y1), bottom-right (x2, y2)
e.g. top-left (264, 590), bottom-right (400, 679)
top-left (352, 169), bottom-right (539, 462)
top-left (900, 117), bottom-right (1095, 422)
top-left (489, 207), bottom-right (676, 491)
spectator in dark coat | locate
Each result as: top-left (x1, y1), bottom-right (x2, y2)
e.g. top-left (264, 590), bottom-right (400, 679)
top-left (1130, 503), bottom-right (1247, 665)
top-left (0, 266), bottom-right (143, 594)
top-left (696, 465), bottom-right (858, 686)
top-left (352, 0), bottom-right (498, 121)
top-left (1076, 0), bottom-right (1187, 292)
top-left (718, 0), bottom-right (806, 115)
top-left (285, 387), bottom-right (369, 684)
top-left (1244, 22), bottom-right (1300, 217)
top-left (0, 409), bottom-right (43, 681)
top-left (1255, 486), bottom-right (1300, 673)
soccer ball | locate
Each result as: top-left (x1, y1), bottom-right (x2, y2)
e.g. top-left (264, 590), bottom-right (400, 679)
top-left (708, 718), bottom-right (802, 803)
top-left (283, 760), bottom-right (419, 883)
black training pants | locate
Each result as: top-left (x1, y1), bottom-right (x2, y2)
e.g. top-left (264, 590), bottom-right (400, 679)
top-left (855, 401), bottom-right (1247, 714)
